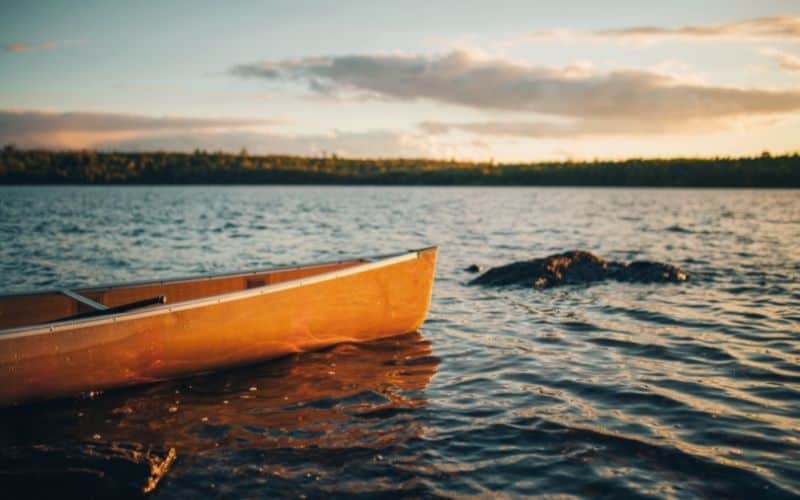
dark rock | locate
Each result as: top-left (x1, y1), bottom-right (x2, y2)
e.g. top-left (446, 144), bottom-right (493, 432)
top-left (464, 264), bottom-right (483, 273)
top-left (612, 261), bottom-right (688, 283)
top-left (470, 250), bottom-right (688, 289)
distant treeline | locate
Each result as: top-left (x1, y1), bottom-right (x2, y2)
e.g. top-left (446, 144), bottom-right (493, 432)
top-left (1, 146), bottom-right (799, 187)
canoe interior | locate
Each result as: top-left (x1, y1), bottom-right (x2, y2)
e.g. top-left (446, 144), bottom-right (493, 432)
top-left (0, 259), bottom-right (366, 331)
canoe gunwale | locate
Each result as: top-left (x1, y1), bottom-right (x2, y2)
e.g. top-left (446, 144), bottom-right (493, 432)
top-left (0, 248), bottom-right (430, 299)
top-left (0, 248), bottom-right (434, 340)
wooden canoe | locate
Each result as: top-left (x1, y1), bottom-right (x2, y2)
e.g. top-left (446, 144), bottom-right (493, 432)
top-left (0, 247), bottom-right (437, 407)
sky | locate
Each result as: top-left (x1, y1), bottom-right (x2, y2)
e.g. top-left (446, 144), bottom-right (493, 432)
top-left (1, 0), bottom-right (800, 161)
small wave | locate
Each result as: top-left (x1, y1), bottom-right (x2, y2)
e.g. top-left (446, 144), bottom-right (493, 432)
top-left (665, 224), bottom-right (693, 233)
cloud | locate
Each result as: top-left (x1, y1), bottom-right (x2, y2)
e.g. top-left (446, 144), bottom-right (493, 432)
top-left (761, 47), bottom-right (800, 73)
top-left (3, 43), bottom-right (36, 53)
top-left (233, 50), bottom-right (800, 128)
top-left (0, 110), bottom-right (444, 158)
top-left (3, 39), bottom-right (83, 53)
top-left (419, 116), bottom-right (728, 138)
top-left (0, 110), bottom-right (270, 149)
top-left (101, 130), bottom-right (445, 158)
top-left (0, 110), bottom-right (266, 134)
top-left (530, 16), bottom-right (800, 42)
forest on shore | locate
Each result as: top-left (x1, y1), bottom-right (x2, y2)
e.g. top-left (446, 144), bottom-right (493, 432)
top-left (1, 146), bottom-right (798, 187)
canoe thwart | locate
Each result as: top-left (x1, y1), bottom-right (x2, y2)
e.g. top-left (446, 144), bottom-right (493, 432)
top-left (56, 295), bottom-right (167, 323)
top-left (59, 289), bottom-right (108, 311)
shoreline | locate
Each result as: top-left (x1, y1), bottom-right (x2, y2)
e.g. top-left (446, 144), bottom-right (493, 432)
top-left (2, 148), bottom-right (799, 188)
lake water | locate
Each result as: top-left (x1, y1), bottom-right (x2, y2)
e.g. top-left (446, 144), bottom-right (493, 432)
top-left (1, 186), bottom-right (799, 498)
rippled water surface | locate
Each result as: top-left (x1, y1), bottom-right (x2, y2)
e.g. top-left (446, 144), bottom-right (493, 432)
top-left (1, 186), bottom-right (799, 498)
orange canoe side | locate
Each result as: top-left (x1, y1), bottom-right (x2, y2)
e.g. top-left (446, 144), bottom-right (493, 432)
top-left (0, 248), bottom-right (437, 406)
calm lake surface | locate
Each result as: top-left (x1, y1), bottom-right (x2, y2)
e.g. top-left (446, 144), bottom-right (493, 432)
top-left (1, 186), bottom-right (799, 498)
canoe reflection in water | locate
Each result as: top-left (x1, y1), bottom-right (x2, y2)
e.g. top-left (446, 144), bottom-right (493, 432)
top-left (0, 331), bottom-right (440, 497)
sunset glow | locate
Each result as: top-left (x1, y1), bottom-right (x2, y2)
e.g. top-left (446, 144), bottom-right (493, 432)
top-left (2, 1), bottom-right (799, 160)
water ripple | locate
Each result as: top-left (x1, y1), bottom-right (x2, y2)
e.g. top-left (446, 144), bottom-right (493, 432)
top-left (1, 186), bottom-right (799, 497)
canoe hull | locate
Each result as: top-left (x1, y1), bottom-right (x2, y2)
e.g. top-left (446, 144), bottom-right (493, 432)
top-left (0, 248), bottom-right (437, 407)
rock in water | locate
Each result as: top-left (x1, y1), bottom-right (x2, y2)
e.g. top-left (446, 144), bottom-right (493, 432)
top-left (612, 261), bottom-right (688, 283)
top-left (464, 264), bottom-right (483, 273)
top-left (470, 250), bottom-right (688, 289)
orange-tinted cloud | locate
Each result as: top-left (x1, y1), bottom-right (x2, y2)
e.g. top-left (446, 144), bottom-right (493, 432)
top-left (3, 43), bottom-right (35, 53)
top-left (3, 39), bottom-right (84, 53)
top-left (761, 48), bottom-right (800, 73)
top-left (100, 129), bottom-right (444, 158)
top-left (0, 110), bottom-right (269, 149)
top-left (530, 16), bottom-right (800, 42)
top-left (0, 110), bottom-right (443, 158)
top-left (419, 116), bottom-right (730, 138)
